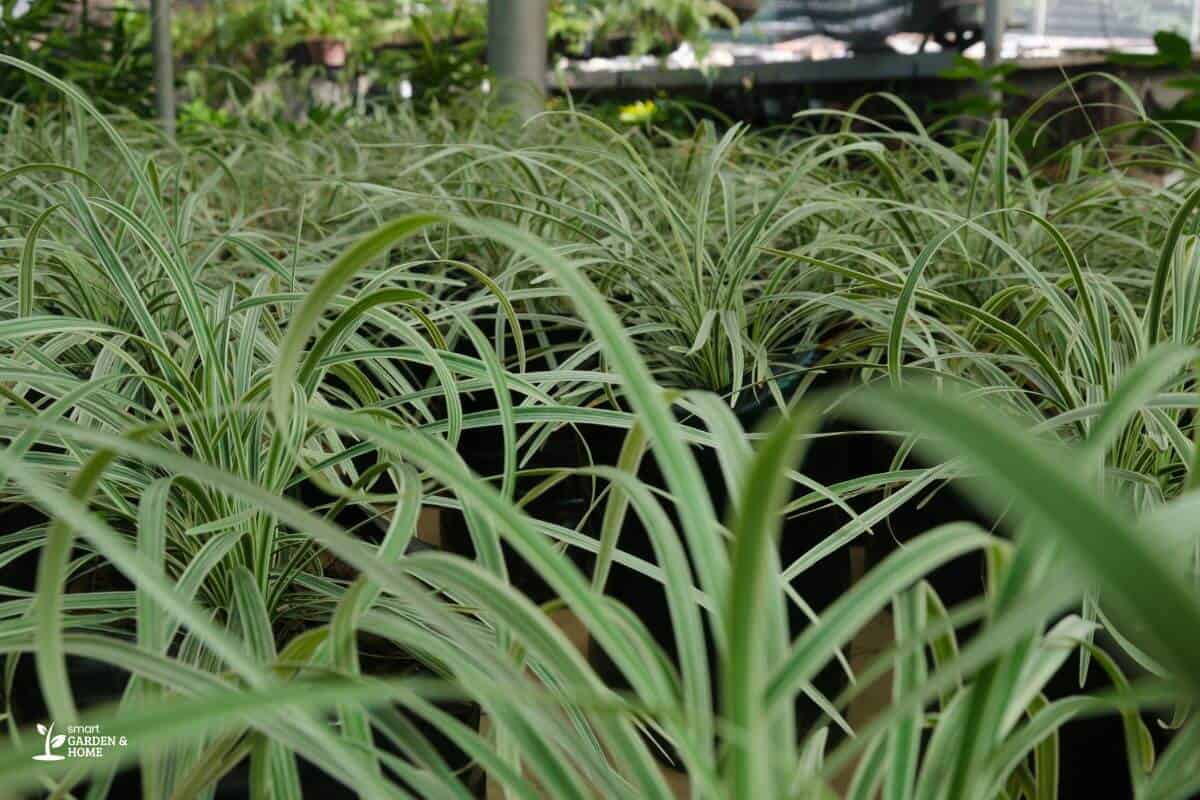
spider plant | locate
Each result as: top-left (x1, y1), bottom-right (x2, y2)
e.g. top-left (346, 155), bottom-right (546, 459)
top-left (0, 208), bottom-right (1196, 799)
top-left (1, 57), bottom-right (1198, 800)
top-left (763, 79), bottom-right (1200, 681)
top-left (0, 56), bottom-right (617, 796)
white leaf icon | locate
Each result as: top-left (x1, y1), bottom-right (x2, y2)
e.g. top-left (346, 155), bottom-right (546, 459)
top-left (36, 724), bottom-right (46, 736)
top-left (50, 735), bottom-right (66, 748)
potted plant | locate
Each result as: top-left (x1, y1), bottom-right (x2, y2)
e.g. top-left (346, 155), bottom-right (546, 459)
top-left (550, 0), bottom-right (736, 58)
top-left (285, 0), bottom-right (381, 69)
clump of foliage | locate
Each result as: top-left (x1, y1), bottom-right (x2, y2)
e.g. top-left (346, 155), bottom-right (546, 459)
top-left (0, 0), bottom-right (154, 114)
top-left (937, 54), bottom-right (1028, 118)
top-left (550, 0), bottom-right (737, 56)
top-left (1110, 30), bottom-right (1200, 145)
top-left (1, 55), bottom-right (1200, 800)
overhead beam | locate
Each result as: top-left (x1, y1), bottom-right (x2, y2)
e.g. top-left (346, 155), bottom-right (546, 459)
top-left (487, 0), bottom-right (548, 121)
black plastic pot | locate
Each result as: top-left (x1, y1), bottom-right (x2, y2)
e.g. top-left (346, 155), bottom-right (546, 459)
top-left (207, 691), bottom-right (479, 799)
top-left (439, 319), bottom-right (600, 603)
top-left (8, 655), bottom-right (143, 798)
top-left (0, 504), bottom-right (47, 594)
top-left (573, 352), bottom-right (854, 750)
top-left (796, 369), bottom-right (1163, 788)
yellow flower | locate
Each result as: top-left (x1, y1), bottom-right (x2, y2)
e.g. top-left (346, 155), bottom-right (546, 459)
top-left (618, 100), bottom-right (657, 124)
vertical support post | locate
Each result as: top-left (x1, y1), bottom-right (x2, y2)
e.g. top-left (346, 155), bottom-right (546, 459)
top-left (1191, 0), bottom-right (1200, 44)
top-left (982, 0), bottom-right (1006, 113)
top-left (487, 0), bottom-right (548, 122)
top-left (1033, 0), bottom-right (1048, 39)
top-left (983, 0), bottom-right (1005, 68)
top-left (150, 0), bottom-right (176, 138)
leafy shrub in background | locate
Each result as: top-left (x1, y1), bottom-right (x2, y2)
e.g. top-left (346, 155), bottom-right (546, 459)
top-left (167, 0), bottom-right (733, 92)
top-left (550, 0), bottom-right (737, 56)
top-left (937, 54), bottom-right (1028, 119)
top-left (1, 55), bottom-right (1200, 798)
top-left (374, 13), bottom-right (489, 109)
top-left (0, 0), bottom-right (154, 114)
top-left (1110, 30), bottom-right (1200, 146)
top-left (3, 0), bottom-right (737, 127)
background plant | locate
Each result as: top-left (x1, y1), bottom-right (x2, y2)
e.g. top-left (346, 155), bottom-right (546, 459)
top-left (0, 0), bottom-right (154, 114)
top-left (1110, 29), bottom-right (1200, 147)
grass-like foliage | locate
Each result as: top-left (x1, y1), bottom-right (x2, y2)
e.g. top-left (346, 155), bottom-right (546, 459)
top-left (1, 55), bottom-right (1200, 798)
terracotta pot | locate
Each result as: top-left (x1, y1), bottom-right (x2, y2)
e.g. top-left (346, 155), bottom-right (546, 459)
top-left (306, 37), bottom-right (348, 69)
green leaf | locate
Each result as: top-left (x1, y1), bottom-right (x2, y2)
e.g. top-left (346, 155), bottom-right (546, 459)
top-left (1155, 30), bottom-right (1193, 70)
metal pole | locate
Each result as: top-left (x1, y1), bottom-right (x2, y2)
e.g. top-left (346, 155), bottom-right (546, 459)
top-left (487, 0), bottom-right (548, 122)
top-left (1033, 0), bottom-right (1048, 40)
top-left (1191, 0), bottom-right (1200, 45)
top-left (150, 0), bottom-right (176, 138)
top-left (983, 0), bottom-right (1005, 68)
